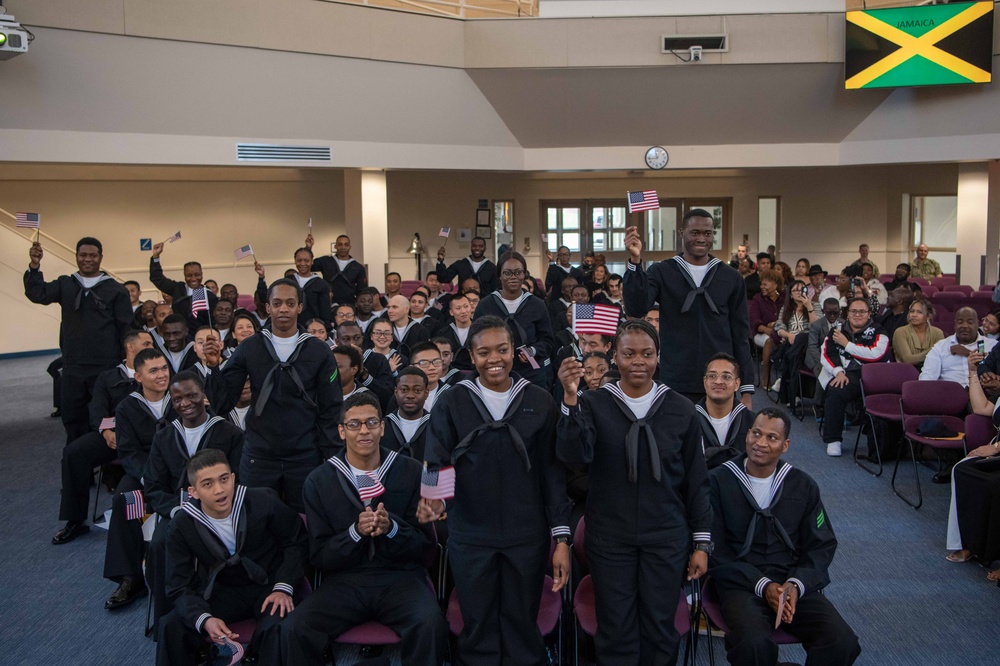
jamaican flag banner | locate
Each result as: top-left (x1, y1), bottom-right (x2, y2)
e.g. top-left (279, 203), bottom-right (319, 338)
top-left (845, 1), bottom-right (993, 90)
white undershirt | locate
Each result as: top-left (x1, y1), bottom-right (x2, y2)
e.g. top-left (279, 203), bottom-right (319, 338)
top-left (270, 333), bottom-right (298, 363)
top-left (425, 385), bottom-right (439, 412)
top-left (558, 264), bottom-right (572, 273)
top-left (680, 258), bottom-right (711, 288)
top-left (143, 396), bottom-right (166, 420)
top-left (455, 326), bottom-right (470, 346)
top-left (183, 421), bottom-right (210, 458)
top-left (412, 315), bottom-right (431, 326)
top-left (165, 344), bottom-right (192, 372)
top-left (617, 382), bottom-right (656, 419)
top-left (294, 273), bottom-right (317, 288)
top-left (396, 414), bottom-right (422, 443)
top-left (216, 327), bottom-right (230, 341)
top-left (123, 366), bottom-right (136, 380)
top-left (500, 296), bottom-right (521, 314)
top-left (395, 325), bottom-right (409, 340)
top-left (469, 258), bottom-right (487, 272)
top-left (76, 274), bottom-right (101, 289)
top-left (476, 379), bottom-right (512, 421)
top-left (334, 257), bottom-right (352, 272)
top-left (708, 414), bottom-right (730, 446)
top-left (747, 471), bottom-right (776, 509)
top-left (233, 406), bottom-right (250, 430)
top-left (206, 514), bottom-right (237, 555)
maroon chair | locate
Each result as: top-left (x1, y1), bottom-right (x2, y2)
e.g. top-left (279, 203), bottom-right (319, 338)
top-left (853, 362), bottom-right (919, 477)
top-left (892, 380), bottom-right (970, 509)
top-left (931, 291), bottom-right (968, 305)
top-left (944, 285), bottom-right (974, 297)
top-left (571, 516), bottom-right (697, 666)
top-left (912, 277), bottom-right (931, 287)
top-left (932, 276), bottom-right (958, 289)
top-left (965, 413), bottom-right (996, 450)
top-left (979, 284), bottom-right (995, 292)
top-left (921, 285), bottom-right (939, 297)
top-left (699, 577), bottom-right (799, 666)
top-left (334, 621), bottom-right (401, 647)
top-left (236, 294), bottom-right (255, 312)
top-left (936, 318), bottom-right (955, 338)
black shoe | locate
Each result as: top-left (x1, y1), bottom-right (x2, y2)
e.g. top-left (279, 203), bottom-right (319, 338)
top-left (932, 470), bottom-right (952, 484)
top-left (52, 521), bottom-right (89, 545)
top-left (50, 409), bottom-right (61, 418)
top-left (105, 576), bottom-right (147, 610)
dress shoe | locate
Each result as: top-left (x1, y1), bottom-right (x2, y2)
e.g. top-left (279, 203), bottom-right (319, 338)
top-left (932, 469), bottom-right (952, 484)
top-left (105, 576), bottom-right (147, 610)
top-left (50, 408), bottom-right (61, 418)
top-left (51, 521), bottom-right (90, 545)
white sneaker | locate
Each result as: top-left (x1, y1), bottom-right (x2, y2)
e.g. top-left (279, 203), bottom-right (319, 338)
top-left (770, 378), bottom-right (782, 392)
top-left (826, 441), bottom-right (842, 457)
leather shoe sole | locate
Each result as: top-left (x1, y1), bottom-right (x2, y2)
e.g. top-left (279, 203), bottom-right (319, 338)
top-left (52, 523), bottom-right (90, 545)
top-left (105, 581), bottom-right (148, 610)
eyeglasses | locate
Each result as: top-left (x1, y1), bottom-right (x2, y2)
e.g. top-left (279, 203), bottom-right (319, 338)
top-left (413, 359), bottom-right (443, 368)
top-left (704, 373), bottom-right (736, 382)
top-left (847, 309), bottom-right (869, 315)
top-left (371, 330), bottom-right (392, 337)
top-left (342, 418), bottom-right (382, 431)
top-left (501, 269), bottom-right (526, 278)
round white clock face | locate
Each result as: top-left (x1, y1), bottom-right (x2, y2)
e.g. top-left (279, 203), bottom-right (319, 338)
top-left (645, 146), bottom-right (669, 170)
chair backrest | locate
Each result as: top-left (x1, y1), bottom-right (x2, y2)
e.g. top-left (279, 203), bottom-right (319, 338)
top-left (964, 413), bottom-right (997, 449)
top-left (932, 276), bottom-right (958, 288)
top-left (861, 362), bottom-right (919, 396)
top-left (901, 380), bottom-right (970, 418)
top-left (236, 294), bottom-right (255, 312)
top-left (936, 319), bottom-right (955, 337)
top-left (971, 301), bottom-right (992, 319)
top-left (944, 285), bottom-right (974, 296)
top-left (979, 284), bottom-right (995, 292)
top-left (931, 291), bottom-right (967, 303)
top-left (573, 516), bottom-right (588, 571)
top-left (921, 285), bottom-right (939, 297)
top-left (912, 277), bottom-right (931, 286)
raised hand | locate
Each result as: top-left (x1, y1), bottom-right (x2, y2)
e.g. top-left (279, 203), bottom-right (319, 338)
top-left (28, 242), bottom-right (43, 269)
top-left (557, 356), bottom-right (584, 405)
top-left (254, 261), bottom-right (266, 278)
top-left (437, 246), bottom-right (447, 262)
top-left (305, 233), bottom-right (315, 249)
top-left (152, 242), bottom-right (164, 259)
top-left (624, 226), bottom-right (642, 262)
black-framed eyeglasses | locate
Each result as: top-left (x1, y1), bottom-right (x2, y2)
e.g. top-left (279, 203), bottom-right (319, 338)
top-left (342, 418), bottom-right (383, 431)
top-left (413, 359), bottom-right (443, 368)
top-left (501, 269), bottom-right (526, 278)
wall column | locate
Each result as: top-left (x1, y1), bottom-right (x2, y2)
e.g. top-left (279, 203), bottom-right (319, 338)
top-left (344, 169), bottom-right (389, 291)
top-left (956, 163), bottom-right (990, 287)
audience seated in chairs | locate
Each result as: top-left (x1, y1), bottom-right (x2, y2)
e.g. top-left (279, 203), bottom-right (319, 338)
top-left (884, 263), bottom-right (923, 294)
top-left (773, 280), bottom-right (820, 405)
top-left (980, 310), bottom-right (1000, 341)
top-left (748, 269), bottom-right (784, 391)
top-left (891, 299), bottom-right (943, 370)
top-left (707, 409), bottom-right (861, 666)
top-left (945, 353), bottom-right (1000, 582)
top-left (876, 287), bottom-right (916, 342)
top-left (919, 307), bottom-right (996, 388)
top-left (818, 297), bottom-right (889, 457)
top-left (744, 252), bottom-right (773, 301)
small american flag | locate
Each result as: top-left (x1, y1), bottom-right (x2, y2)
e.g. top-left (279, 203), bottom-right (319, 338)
top-left (234, 244), bottom-right (254, 261)
top-left (421, 465), bottom-right (455, 501)
top-left (124, 489), bottom-right (145, 521)
top-left (166, 230), bottom-right (182, 243)
top-left (627, 190), bottom-right (659, 213)
top-left (99, 417), bottom-right (116, 431)
top-left (356, 472), bottom-right (385, 502)
top-left (438, 227), bottom-right (451, 238)
top-left (572, 303), bottom-right (620, 337)
top-left (15, 212), bottom-right (40, 229)
top-left (190, 286), bottom-right (209, 315)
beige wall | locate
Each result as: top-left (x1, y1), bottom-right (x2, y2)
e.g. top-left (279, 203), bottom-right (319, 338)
top-left (0, 162), bottom-right (959, 354)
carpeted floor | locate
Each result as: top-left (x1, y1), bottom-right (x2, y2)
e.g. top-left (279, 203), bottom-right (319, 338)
top-left (1, 355), bottom-right (998, 665)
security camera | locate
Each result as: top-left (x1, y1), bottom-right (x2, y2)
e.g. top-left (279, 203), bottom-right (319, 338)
top-left (689, 46), bottom-right (703, 62)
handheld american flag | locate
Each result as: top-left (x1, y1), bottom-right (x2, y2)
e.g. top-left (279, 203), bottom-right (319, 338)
top-left (15, 212), bottom-right (40, 229)
top-left (234, 244), bottom-right (254, 261)
top-left (356, 472), bottom-right (386, 502)
top-left (438, 227), bottom-right (451, 238)
top-left (627, 190), bottom-right (659, 213)
top-left (420, 465), bottom-right (455, 501)
top-left (124, 489), bottom-right (145, 521)
top-left (190, 286), bottom-right (209, 316)
top-left (165, 230), bottom-right (182, 243)
top-left (99, 417), bottom-right (116, 432)
top-left (572, 303), bottom-right (620, 337)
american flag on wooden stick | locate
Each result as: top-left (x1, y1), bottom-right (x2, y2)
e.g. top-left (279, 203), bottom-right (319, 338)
top-left (421, 465), bottom-right (455, 500)
top-left (572, 303), bottom-right (620, 337)
top-left (165, 230), bottom-right (182, 243)
top-left (356, 472), bottom-right (386, 502)
top-left (627, 190), bottom-right (659, 213)
top-left (15, 212), bottom-right (40, 228)
top-left (190, 287), bottom-right (209, 316)
top-left (234, 244), bottom-right (254, 261)
top-left (124, 489), bottom-right (145, 521)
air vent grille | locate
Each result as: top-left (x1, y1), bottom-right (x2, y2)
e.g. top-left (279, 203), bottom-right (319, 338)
top-left (662, 35), bottom-right (728, 53)
top-left (236, 144), bottom-right (332, 162)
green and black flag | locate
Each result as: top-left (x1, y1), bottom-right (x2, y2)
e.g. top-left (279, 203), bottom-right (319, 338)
top-left (845, 1), bottom-right (993, 90)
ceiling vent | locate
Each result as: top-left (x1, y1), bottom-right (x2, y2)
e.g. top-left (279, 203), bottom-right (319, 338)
top-left (236, 144), bottom-right (332, 162)
top-left (662, 34), bottom-right (728, 53)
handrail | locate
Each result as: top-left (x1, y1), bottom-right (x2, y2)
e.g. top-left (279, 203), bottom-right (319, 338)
top-left (0, 206), bottom-right (127, 282)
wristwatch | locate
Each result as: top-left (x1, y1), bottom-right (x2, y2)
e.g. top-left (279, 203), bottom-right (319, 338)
top-left (555, 536), bottom-right (572, 547)
top-left (694, 542), bottom-right (715, 555)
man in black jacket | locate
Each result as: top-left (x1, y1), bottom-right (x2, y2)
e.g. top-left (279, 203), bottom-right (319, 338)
top-left (103, 348), bottom-right (175, 610)
top-left (697, 353), bottom-right (756, 470)
top-left (623, 211), bottom-right (755, 406)
top-left (157, 314), bottom-right (198, 375)
top-left (53, 330), bottom-right (153, 545)
top-left (157, 449), bottom-right (308, 666)
top-left (282, 392), bottom-right (448, 665)
top-left (437, 236), bottom-right (499, 297)
top-left (709, 409), bottom-right (860, 666)
top-left (305, 233), bottom-right (368, 306)
top-left (381, 367), bottom-right (432, 460)
top-left (145, 370), bottom-right (245, 631)
top-left (25, 237), bottom-right (134, 442)
top-left (149, 242), bottom-right (218, 332)
top-left (544, 246), bottom-right (586, 298)
top-left (201, 279), bottom-right (343, 512)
